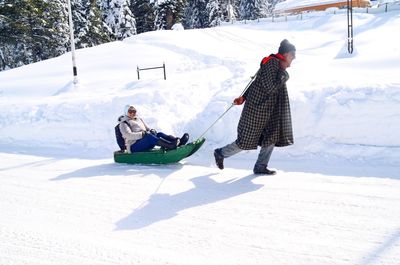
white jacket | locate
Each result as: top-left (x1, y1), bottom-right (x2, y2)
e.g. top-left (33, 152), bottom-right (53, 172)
top-left (119, 115), bottom-right (150, 152)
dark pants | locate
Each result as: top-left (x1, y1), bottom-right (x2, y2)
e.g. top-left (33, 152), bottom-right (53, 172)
top-left (130, 132), bottom-right (175, 152)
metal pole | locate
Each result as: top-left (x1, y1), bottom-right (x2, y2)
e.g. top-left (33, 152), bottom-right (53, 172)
top-left (67, 0), bottom-right (78, 84)
top-left (347, 0), bottom-right (354, 54)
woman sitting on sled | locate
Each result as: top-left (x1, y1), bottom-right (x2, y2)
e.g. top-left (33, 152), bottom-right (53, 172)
top-left (119, 105), bottom-right (189, 153)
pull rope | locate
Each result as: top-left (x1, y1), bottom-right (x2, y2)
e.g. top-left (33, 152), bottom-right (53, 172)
top-left (197, 103), bottom-right (234, 140)
top-left (197, 69), bottom-right (260, 140)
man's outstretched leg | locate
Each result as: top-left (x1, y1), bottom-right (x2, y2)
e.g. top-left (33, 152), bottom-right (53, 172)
top-left (214, 141), bottom-right (242, 170)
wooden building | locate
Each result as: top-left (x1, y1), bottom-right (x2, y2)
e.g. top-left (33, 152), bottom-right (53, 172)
top-left (275, 0), bottom-right (371, 14)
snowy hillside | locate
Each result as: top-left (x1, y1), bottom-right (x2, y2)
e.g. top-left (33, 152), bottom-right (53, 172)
top-left (0, 10), bottom-right (400, 265)
top-left (1, 11), bottom-right (399, 166)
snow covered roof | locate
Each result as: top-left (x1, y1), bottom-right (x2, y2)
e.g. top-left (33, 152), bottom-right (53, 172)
top-left (275, 0), bottom-right (371, 13)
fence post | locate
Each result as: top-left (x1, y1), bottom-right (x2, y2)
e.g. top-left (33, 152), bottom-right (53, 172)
top-left (136, 63), bottom-right (167, 80)
top-left (163, 62), bottom-right (166, 80)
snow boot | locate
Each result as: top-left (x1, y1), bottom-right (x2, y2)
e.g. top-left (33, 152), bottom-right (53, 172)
top-left (157, 138), bottom-right (178, 151)
top-left (253, 164), bottom-right (276, 175)
top-left (178, 133), bottom-right (189, 146)
top-left (214, 148), bottom-right (224, 170)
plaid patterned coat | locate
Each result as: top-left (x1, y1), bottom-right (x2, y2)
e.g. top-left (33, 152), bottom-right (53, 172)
top-left (236, 54), bottom-right (294, 150)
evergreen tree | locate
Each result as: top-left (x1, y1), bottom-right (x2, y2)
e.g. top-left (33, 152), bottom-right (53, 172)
top-left (183, 0), bottom-right (206, 29)
top-left (154, 0), bottom-right (186, 30)
top-left (183, 0), bottom-right (220, 29)
top-left (238, 0), bottom-right (268, 20)
top-left (219, 0), bottom-right (233, 22)
top-left (0, 48), bottom-right (5, 70)
top-left (99, 0), bottom-right (136, 40)
top-left (130, 0), bottom-right (155, 34)
top-left (206, 0), bottom-right (221, 27)
top-left (47, 0), bottom-right (70, 55)
top-left (0, 0), bottom-right (69, 70)
top-left (72, 0), bottom-right (111, 48)
top-left (269, 0), bottom-right (281, 14)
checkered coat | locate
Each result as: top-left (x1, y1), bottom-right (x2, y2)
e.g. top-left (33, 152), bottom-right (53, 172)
top-left (236, 54), bottom-right (294, 150)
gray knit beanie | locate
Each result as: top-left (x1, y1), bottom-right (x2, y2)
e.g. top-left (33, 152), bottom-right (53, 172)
top-left (278, 39), bottom-right (296, 54)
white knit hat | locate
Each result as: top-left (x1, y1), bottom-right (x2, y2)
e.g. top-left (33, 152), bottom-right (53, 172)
top-left (124, 105), bottom-right (136, 115)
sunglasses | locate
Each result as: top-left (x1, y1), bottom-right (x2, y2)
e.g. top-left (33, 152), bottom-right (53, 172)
top-left (128, 109), bottom-right (136, 114)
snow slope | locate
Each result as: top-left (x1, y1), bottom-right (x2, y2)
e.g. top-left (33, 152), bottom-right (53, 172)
top-left (1, 11), bottom-right (399, 165)
top-left (0, 11), bottom-right (400, 265)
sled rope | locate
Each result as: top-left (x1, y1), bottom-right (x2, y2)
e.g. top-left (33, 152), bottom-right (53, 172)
top-left (197, 69), bottom-right (259, 140)
top-left (197, 103), bottom-right (235, 140)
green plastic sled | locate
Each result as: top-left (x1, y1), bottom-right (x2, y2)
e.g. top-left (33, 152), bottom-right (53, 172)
top-left (113, 137), bottom-right (206, 164)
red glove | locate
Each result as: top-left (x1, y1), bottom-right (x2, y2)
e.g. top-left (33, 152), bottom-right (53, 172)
top-left (233, 96), bottom-right (245, 105)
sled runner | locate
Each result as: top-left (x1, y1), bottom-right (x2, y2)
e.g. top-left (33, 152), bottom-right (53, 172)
top-left (114, 137), bottom-right (205, 164)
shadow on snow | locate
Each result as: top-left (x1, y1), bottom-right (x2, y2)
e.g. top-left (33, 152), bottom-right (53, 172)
top-left (115, 173), bottom-right (263, 230)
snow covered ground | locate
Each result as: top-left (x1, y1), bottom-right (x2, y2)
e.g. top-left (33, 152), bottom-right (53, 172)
top-left (0, 10), bottom-right (399, 265)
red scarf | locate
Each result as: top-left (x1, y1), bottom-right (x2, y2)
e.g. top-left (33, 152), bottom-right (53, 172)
top-left (261, 53), bottom-right (285, 65)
